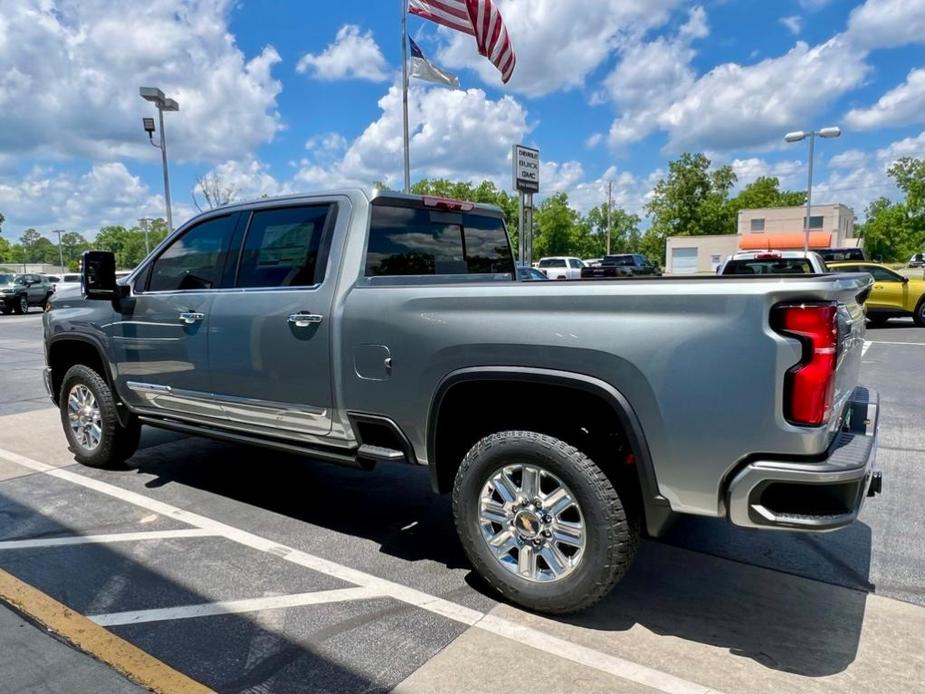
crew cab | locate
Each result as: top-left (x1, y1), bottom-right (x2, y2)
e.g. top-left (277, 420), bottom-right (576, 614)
top-left (581, 254), bottom-right (661, 279)
top-left (44, 190), bottom-right (881, 614)
top-left (0, 273), bottom-right (54, 314)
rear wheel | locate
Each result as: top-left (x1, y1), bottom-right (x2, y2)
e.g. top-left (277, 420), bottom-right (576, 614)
top-left (59, 364), bottom-right (140, 468)
top-left (452, 431), bottom-right (639, 614)
top-left (914, 299), bottom-right (925, 327)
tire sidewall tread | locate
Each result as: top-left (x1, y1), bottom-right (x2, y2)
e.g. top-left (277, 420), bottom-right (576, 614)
top-left (59, 364), bottom-right (138, 468)
top-left (452, 430), bottom-right (639, 614)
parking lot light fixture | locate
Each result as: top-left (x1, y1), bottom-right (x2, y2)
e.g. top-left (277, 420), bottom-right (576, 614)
top-left (140, 86), bottom-right (179, 232)
top-left (785, 126), bottom-right (842, 252)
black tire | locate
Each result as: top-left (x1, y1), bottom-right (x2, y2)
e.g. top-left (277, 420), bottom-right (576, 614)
top-left (452, 431), bottom-right (639, 614)
top-left (13, 294), bottom-right (28, 315)
top-left (59, 364), bottom-right (140, 468)
top-left (867, 315), bottom-right (889, 328)
top-left (914, 299), bottom-right (925, 328)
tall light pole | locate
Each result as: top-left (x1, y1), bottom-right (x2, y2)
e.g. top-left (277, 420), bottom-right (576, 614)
top-left (785, 126), bottom-right (841, 252)
top-left (138, 217), bottom-right (152, 255)
top-left (52, 229), bottom-right (65, 272)
top-left (140, 87), bottom-right (179, 231)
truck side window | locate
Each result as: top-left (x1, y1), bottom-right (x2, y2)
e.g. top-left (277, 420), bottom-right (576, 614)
top-left (237, 205), bottom-right (333, 288)
top-left (366, 205), bottom-right (513, 277)
top-left (148, 215), bottom-right (236, 292)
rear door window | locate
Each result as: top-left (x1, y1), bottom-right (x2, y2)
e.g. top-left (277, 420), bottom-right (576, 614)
top-left (723, 258), bottom-right (813, 275)
top-left (366, 205), bottom-right (513, 277)
top-left (237, 205), bottom-right (334, 288)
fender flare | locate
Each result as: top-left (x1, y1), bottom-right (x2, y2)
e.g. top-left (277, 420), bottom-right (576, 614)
top-left (46, 334), bottom-right (130, 427)
top-left (426, 366), bottom-right (675, 537)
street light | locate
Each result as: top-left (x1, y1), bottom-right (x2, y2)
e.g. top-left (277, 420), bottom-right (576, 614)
top-left (784, 126), bottom-right (842, 252)
top-left (140, 87), bottom-right (180, 231)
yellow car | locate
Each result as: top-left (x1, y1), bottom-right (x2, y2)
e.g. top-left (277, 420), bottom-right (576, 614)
top-left (828, 261), bottom-right (925, 327)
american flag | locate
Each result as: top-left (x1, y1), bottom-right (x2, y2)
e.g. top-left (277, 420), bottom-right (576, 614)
top-left (408, 0), bottom-right (516, 83)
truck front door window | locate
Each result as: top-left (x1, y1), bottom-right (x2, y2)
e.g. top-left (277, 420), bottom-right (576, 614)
top-left (148, 215), bottom-right (236, 292)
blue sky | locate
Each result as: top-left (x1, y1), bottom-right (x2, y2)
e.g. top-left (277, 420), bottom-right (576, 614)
top-left (0, 0), bottom-right (922, 240)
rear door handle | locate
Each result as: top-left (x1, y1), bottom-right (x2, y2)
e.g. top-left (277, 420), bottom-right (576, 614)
top-left (179, 311), bottom-right (205, 325)
top-left (288, 312), bottom-right (323, 327)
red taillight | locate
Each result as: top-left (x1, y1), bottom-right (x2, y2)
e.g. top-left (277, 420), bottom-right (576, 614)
top-left (422, 196), bottom-right (474, 211)
top-left (773, 303), bottom-right (838, 426)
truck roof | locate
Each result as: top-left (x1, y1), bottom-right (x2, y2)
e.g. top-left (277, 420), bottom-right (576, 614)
top-left (195, 188), bottom-right (504, 219)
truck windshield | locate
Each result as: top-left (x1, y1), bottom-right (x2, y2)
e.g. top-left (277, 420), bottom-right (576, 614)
top-left (366, 204), bottom-right (513, 277)
top-left (723, 259), bottom-right (814, 275)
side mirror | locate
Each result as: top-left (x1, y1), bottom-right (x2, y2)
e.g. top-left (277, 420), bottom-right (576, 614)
top-left (81, 251), bottom-right (116, 299)
top-left (902, 276), bottom-right (910, 284)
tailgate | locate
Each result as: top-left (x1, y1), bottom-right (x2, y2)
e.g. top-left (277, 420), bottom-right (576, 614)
top-left (831, 275), bottom-right (870, 430)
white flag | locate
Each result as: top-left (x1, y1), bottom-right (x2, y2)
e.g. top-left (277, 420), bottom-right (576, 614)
top-left (409, 37), bottom-right (459, 89)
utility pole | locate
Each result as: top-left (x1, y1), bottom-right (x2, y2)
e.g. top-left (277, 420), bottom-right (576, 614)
top-left (606, 180), bottom-right (613, 256)
top-left (138, 218), bottom-right (152, 256)
top-left (53, 229), bottom-right (65, 272)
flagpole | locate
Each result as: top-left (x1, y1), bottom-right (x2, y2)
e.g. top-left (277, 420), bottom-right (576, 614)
top-left (401, 0), bottom-right (411, 193)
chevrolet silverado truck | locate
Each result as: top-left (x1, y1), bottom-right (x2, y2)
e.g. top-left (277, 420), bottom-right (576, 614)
top-left (43, 190), bottom-right (881, 613)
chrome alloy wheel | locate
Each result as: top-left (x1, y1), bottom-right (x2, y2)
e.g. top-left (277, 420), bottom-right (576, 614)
top-left (478, 463), bottom-right (585, 583)
top-left (67, 384), bottom-right (102, 451)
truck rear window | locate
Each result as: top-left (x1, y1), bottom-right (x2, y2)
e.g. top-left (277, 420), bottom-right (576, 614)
top-left (366, 205), bottom-right (513, 277)
top-left (723, 259), bottom-right (815, 275)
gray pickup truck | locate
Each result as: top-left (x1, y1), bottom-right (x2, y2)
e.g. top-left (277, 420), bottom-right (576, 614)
top-left (43, 190), bottom-right (881, 613)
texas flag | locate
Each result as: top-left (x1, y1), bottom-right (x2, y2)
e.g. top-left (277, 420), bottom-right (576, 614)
top-left (409, 37), bottom-right (459, 89)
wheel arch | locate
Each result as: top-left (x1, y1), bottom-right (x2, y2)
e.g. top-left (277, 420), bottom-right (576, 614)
top-left (426, 366), bottom-right (675, 537)
top-left (47, 335), bottom-right (130, 426)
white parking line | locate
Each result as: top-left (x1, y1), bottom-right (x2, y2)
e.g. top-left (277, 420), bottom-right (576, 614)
top-left (0, 446), bottom-right (726, 694)
top-left (0, 528), bottom-right (215, 551)
top-left (863, 341), bottom-right (871, 356)
top-left (91, 586), bottom-right (380, 627)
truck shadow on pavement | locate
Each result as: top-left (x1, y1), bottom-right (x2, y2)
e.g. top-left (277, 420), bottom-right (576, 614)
top-left (131, 431), bottom-right (873, 679)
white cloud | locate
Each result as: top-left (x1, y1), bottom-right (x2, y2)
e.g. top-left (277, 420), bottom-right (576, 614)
top-left (729, 158), bottom-right (804, 190)
top-left (197, 157), bottom-right (291, 204)
top-left (604, 8), bottom-right (707, 149)
top-left (780, 16), bottom-right (803, 35)
top-left (436, 0), bottom-right (683, 97)
top-left (0, 0), bottom-right (282, 164)
top-left (845, 68), bottom-right (925, 130)
top-left (845, 0), bottom-right (925, 50)
top-left (0, 163), bottom-right (186, 238)
top-left (294, 83), bottom-right (529, 189)
top-left (296, 25), bottom-right (390, 82)
top-left (814, 131), bottom-right (925, 218)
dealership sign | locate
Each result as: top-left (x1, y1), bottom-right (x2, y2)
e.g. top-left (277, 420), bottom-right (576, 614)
top-left (512, 145), bottom-right (540, 193)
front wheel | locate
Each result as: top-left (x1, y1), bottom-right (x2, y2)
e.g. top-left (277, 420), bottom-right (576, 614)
top-left (59, 364), bottom-right (141, 468)
top-left (452, 431), bottom-right (639, 614)
top-left (13, 295), bottom-right (28, 315)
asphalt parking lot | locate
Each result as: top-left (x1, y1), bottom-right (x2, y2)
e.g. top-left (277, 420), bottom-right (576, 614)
top-left (0, 312), bottom-right (923, 693)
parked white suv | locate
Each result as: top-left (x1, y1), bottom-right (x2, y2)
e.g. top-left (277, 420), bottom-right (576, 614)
top-left (537, 256), bottom-right (584, 279)
top-left (720, 250), bottom-right (829, 275)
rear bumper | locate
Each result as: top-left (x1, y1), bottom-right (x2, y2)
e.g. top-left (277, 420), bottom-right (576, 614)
top-left (727, 386), bottom-right (880, 532)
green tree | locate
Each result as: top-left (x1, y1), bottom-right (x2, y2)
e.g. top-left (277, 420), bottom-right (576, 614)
top-left (644, 153), bottom-right (737, 262)
top-left (93, 225), bottom-right (131, 267)
top-left (583, 204), bottom-right (642, 255)
top-left (856, 157), bottom-right (925, 262)
top-left (728, 176), bottom-right (805, 217)
top-left (0, 236), bottom-right (12, 263)
top-left (533, 192), bottom-right (581, 258)
top-left (19, 229), bottom-right (43, 263)
top-left (60, 232), bottom-right (89, 268)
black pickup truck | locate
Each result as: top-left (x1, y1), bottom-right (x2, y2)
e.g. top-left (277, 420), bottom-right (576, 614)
top-left (580, 254), bottom-right (661, 279)
top-left (0, 273), bottom-right (54, 314)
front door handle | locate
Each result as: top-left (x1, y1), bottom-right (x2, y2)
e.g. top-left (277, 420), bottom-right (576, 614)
top-left (179, 311), bottom-right (205, 325)
top-left (288, 312), bottom-right (323, 327)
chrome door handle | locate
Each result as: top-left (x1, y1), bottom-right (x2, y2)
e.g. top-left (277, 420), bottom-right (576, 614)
top-left (179, 311), bottom-right (205, 325)
top-left (288, 312), bottom-right (323, 327)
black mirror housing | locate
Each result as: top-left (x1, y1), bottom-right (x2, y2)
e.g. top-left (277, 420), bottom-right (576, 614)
top-left (81, 251), bottom-right (117, 299)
